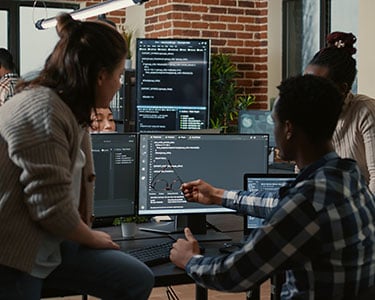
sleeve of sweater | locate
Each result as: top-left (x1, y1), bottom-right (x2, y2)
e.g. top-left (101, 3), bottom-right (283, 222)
top-left (0, 87), bottom-right (81, 236)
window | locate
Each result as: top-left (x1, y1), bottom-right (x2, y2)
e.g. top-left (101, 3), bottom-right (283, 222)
top-left (0, 10), bottom-right (8, 48)
top-left (282, 0), bottom-right (359, 87)
top-left (0, 1), bottom-right (78, 77)
top-left (282, 0), bottom-right (326, 79)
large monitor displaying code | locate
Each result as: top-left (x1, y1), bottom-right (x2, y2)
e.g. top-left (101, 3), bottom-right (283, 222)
top-left (135, 39), bottom-right (210, 132)
top-left (138, 133), bottom-right (269, 215)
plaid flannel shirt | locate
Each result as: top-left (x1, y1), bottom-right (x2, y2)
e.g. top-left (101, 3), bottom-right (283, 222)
top-left (186, 152), bottom-right (375, 299)
top-left (0, 73), bottom-right (19, 106)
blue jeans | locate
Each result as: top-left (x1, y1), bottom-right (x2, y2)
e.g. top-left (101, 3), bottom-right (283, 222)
top-left (0, 241), bottom-right (154, 300)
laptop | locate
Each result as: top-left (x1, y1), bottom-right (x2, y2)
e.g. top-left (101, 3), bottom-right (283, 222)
top-left (243, 173), bottom-right (297, 239)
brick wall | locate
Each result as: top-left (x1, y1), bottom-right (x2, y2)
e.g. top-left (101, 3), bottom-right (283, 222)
top-left (70, 0), bottom-right (269, 108)
top-left (144, 0), bottom-right (269, 109)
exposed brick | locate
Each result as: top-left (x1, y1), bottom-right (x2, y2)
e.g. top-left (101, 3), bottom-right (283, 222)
top-left (219, 15), bottom-right (237, 23)
top-left (238, 0), bottom-right (255, 8)
top-left (228, 40), bottom-right (245, 47)
top-left (172, 4), bottom-right (192, 12)
top-left (209, 23), bottom-right (227, 30)
top-left (227, 23), bottom-right (245, 31)
top-left (182, 13), bottom-right (202, 21)
top-left (202, 14), bottom-right (220, 22)
top-left (192, 22), bottom-right (210, 29)
top-left (202, 0), bottom-right (220, 5)
top-left (228, 8), bottom-right (245, 15)
top-left (210, 6), bottom-right (228, 14)
top-left (237, 63), bottom-right (254, 71)
top-left (202, 30), bottom-right (219, 38)
top-left (220, 31), bottom-right (237, 39)
top-left (135, 0), bottom-right (269, 107)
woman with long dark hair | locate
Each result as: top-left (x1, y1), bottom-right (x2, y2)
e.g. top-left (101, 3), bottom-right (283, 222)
top-left (0, 14), bottom-right (153, 300)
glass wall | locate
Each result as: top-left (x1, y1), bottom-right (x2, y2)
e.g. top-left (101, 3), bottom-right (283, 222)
top-left (19, 6), bottom-right (73, 76)
top-left (0, 1), bottom-right (77, 77)
top-left (330, 0), bottom-right (358, 92)
top-left (282, 0), bottom-right (321, 79)
top-left (0, 10), bottom-right (8, 48)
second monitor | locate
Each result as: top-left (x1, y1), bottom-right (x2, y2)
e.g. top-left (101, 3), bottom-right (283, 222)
top-left (138, 133), bottom-right (269, 234)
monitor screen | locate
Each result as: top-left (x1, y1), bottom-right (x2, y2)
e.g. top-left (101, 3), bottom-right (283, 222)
top-left (91, 133), bottom-right (138, 218)
top-left (239, 110), bottom-right (276, 147)
top-left (243, 173), bottom-right (296, 231)
top-left (138, 133), bottom-right (269, 216)
top-left (136, 38), bottom-right (210, 132)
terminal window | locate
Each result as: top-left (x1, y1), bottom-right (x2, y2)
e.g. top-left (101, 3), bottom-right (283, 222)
top-left (136, 39), bottom-right (210, 132)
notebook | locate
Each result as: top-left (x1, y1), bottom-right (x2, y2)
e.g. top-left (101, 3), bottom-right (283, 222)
top-left (243, 173), bottom-right (297, 238)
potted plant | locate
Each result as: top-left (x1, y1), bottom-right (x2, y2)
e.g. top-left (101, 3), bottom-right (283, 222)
top-left (113, 216), bottom-right (149, 238)
top-left (120, 26), bottom-right (134, 69)
top-left (210, 53), bottom-right (255, 133)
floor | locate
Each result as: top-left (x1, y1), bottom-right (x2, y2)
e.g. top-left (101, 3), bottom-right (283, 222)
top-left (43, 280), bottom-right (271, 299)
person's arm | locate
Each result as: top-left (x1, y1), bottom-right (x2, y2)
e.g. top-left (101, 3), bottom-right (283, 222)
top-left (361, 100), bottom-right (375, 194)
top-left (181, 179), bottom-right (225, 205)
top-left (181, 179), bottom-right (279, 218)
top-left (66, 219), bottom-right (119, 249)
top-left (223, 190), bottom-right (279, 218)
top-left (171, 193), bottom-right (320, 292)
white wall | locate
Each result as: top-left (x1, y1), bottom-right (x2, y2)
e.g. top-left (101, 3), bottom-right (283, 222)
top-left (267, 0), bottom-right (283, 107)
top-left (357, 0), bottom-right (375, 97)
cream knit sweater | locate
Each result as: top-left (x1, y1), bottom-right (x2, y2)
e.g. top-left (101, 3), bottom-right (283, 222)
top-left (0, 86), bottom-right (93, 273)
top-left (333, 92), bottom-right (375, 194)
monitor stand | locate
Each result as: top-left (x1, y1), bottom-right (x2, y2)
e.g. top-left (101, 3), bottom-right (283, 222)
top-left (139, 214), bottom-right (232, 241)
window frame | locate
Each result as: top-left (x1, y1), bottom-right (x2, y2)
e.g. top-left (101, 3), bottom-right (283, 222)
top-left (282, 0), bottom-right (331, 79)
top-left (0, 0), bottom-right (78, 72)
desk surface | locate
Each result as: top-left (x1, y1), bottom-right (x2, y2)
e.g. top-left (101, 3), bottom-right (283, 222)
top-left (100, 214), bottom-right (244, 288)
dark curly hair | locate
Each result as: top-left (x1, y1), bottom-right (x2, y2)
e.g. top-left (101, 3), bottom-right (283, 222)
top-left (308, 31), bottom-right (357, 91)
top-left (0, 48), bottom-right (16, 72)
top-left (276, 74), bottom-right (344, 143)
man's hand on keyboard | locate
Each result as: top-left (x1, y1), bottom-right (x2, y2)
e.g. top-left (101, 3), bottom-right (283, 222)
top-left (170, 227), bottom-right (201, 269)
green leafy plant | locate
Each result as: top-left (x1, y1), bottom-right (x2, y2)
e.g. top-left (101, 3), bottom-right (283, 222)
top-left (210, 53), bottom-right (255, 133)
top-left (113, 216), bottom-right (150, 225)
top-left (119, 25), bottom-right (133, 59)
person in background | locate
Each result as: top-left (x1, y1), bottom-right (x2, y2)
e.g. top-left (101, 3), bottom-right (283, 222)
top-left (0, 13), bottom-right (153, 300)
top-left (0, 48), bottom-right (19, 106)
top-left (305, 31), bottom-right (375, 193)
top-left (90, 107), bottom-right (117, 132)
top-left (171, 75), bottom-right (375, 299)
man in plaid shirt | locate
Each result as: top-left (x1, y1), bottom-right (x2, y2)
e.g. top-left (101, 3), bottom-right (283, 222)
top-left (171, 75), bottom-right (375, 299)
top-left (0, 48), bottom-right (19, 106)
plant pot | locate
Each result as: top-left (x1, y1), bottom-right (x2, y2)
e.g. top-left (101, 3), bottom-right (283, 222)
top-left (121, 222), bottom-right (137, 238)
top-left (125, 59), bottom-right (132, 70)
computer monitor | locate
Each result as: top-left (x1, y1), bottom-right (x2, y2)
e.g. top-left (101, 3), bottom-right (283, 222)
top-left (243, 173), bottom-right (297, 236)
top-left (239, 110), bottom-right (276, 147)
top-left (138, 133), bottom-right (269, 234)
top-left (135, 38), bottom-right (210, 132)
top-left (91, 133), bottom-right (138, 221)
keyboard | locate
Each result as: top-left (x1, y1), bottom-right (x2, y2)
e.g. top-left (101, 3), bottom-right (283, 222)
top-left (269, 161), bottom-right (296, 171)
top-left (125, 240), bottom-right (174, 266)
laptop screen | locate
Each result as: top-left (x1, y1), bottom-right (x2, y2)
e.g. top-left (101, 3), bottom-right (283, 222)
top-left (243, 173), bottom-right (296, 236)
